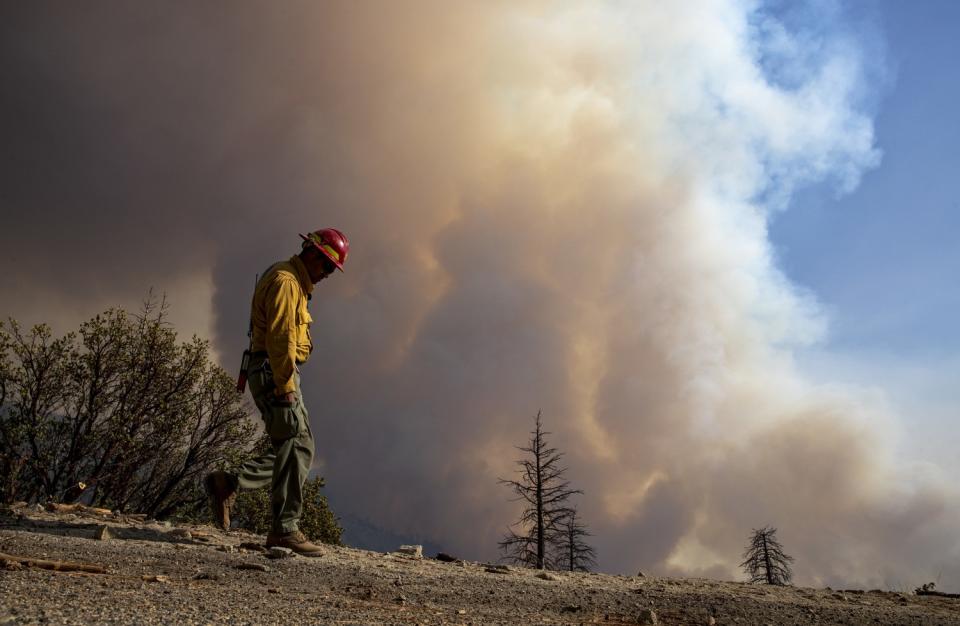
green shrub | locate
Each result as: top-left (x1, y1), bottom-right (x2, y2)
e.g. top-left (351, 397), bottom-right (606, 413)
top-left (0, 301), bottom-right (258, 515)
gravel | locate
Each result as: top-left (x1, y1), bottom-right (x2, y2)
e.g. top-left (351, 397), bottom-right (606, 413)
top-left (2, 507), bottom-right (960, 625)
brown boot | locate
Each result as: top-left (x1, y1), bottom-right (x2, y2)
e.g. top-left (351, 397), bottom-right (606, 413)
top-left (265, 530), bottom-right (325, 557)
top-left (203, 471), bottom-right (237, 531)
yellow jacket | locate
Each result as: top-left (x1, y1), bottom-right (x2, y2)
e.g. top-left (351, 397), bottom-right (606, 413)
top-left (250, 255), bottom-right (314, 394)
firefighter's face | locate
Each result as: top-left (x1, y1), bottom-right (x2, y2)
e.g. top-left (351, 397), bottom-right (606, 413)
top-left (305, 247), bottom-right (336, 283)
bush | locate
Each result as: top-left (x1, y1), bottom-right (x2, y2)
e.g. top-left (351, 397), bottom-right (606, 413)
top-left (0, 297), bottom-right (259, 517)
top-left (231, 473), bottom-right (343, 545)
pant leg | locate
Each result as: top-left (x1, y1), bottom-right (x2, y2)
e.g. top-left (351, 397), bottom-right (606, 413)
top-left (235, 450), bottom-right (276, 490)
top-left (240, 358), bottom-right (315, 533)
top-left (236, 357), bottom-right (278, 490)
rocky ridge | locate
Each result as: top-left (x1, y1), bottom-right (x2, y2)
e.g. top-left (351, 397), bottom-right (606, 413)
top-left (1, 504), bottom-right (959, 625)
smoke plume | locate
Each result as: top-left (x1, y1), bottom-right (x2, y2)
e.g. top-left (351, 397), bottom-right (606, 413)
top-left (1, 1), bottom-right (957, 588)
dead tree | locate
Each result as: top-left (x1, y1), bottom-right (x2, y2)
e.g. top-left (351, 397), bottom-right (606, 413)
top-left (498, 411), bottom-right (581, 569)
top-left (740, 526), bottom-right (794, 585)
top-left (554, 508), bottom-right (597, 572)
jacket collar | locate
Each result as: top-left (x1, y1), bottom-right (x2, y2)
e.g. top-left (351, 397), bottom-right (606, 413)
top-left (289, 255), bottom-right (315, 297)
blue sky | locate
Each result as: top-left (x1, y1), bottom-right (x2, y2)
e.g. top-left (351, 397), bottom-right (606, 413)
top-left (770, 1), bottom-right (960, 470)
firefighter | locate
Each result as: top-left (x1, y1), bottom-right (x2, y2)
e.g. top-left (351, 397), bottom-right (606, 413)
top-left (205, 228), bottom-right (349, 556)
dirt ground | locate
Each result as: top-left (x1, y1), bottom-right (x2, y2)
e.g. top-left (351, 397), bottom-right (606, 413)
top-left (2, 505), bottom-right (959, 625)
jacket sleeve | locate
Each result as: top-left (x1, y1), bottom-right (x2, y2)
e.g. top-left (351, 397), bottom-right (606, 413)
top-left (262, 275), bottom-right (300, 394)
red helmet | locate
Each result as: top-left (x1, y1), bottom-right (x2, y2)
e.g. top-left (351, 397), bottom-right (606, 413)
top-left (299, 228), bottom-right (349, 271)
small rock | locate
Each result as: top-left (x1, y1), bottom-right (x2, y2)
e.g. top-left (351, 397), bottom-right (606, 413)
top-left (166, 528), bottom-right (192, 539)
top-left (94, 525), bottom-right (112, 541)
top-left (456, 609), bottom-right (467, 615)
top-left (636, 570), bottom-right (646, 578)
top-left (267, 588), bottom-right (281, 594)
top-left (706, 617), bottom-right (716, 626)
top-left (33, 504), bottom-right (44, 513)
top-left (192, 571), bottom-right (220, 581)
top-left (267, 547), bottom-right (295, 559)
top-left (215, 544), bottom-right (236, 553)
top-left (394, 576), bottom-right (403, 586)
top-left (394, 594), bottom-right (406, 605)
top-left (239, 542), bottom-right (267, 553)
top-left (559, 604), bottom-right (581, 613)
top-left (234, 562), bottom-right (270, 572)
top-left (637, 608), bottom-right (658, 625)
top-left (485, 566), bottom-right (511, 575)
top-left (536, 571), bottom-right (561, 581)
top-left (396, 544), bottom-right (423, 558)
top-left (436, 552), bottom-right (459, 562)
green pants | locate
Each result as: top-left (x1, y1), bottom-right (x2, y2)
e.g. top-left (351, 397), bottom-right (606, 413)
top-left (236, 355), bottom-right (315, 534)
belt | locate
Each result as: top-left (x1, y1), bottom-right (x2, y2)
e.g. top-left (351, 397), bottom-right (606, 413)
top-left (250, 351), bottom-right (305, 365)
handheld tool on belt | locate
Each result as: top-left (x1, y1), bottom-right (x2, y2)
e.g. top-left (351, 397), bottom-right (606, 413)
top-left (236, 273), bottom-right (258, 393)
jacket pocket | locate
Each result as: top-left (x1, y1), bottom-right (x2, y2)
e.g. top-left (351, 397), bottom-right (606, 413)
top-left (297, 307), bottom-right (313, 354)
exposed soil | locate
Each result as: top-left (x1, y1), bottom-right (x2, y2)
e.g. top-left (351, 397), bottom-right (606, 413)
top-left (2, 505), bottom-right (959, 625)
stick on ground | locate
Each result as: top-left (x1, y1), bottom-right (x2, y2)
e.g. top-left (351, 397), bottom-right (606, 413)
top-left (0, 551), bottom-right (107, 574)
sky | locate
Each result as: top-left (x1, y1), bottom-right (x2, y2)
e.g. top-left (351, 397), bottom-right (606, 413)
top-left (768, 1), bottom-right (960, 476)
top-left (0, 1), bottom-right (957, 590)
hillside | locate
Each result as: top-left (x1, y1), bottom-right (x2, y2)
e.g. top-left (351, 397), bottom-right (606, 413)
top-left (2, 505), bottom-right (959, 625)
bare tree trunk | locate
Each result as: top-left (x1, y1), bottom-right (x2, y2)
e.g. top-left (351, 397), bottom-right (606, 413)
top-left (535, 431), bottom-right (545, 569)
top-left (762, 533), bottom-right (773, 584)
